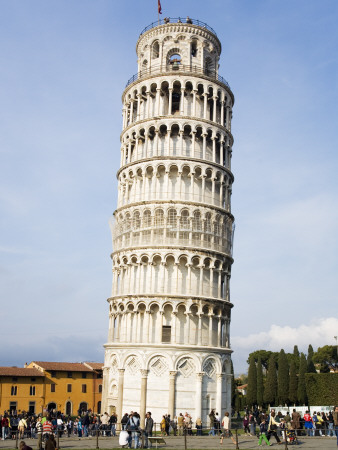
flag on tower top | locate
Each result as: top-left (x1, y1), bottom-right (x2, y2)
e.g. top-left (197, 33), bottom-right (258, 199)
top-left (158, 0), bottom-right (162, 14)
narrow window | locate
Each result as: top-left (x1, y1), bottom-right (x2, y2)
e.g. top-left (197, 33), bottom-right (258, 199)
top-left (162, 325), bottom-right (171, 343)
top-left (11, 386), bottom-right (17, 396)
top-left (51, 383), bottom-right (56, 393)
top-left (82, 384), bottom-right (87, 393)
top-left (51, 371), bottom-right (56, 378)
top-left (82, 372), bottom-right (87, 379)
top-left (67, 384), bottom-right (72, 393)
top-left (67, 372), bottom-right (72, 378)
top-left (30, 386), bottom-right (36, 396)
top-left (98, 384), bottom-right (103, 393)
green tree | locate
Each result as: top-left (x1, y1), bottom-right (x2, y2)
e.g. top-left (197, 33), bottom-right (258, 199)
top-left (257, 357), bottom-right (264, 407)
top-left (264, 354), bottom-right (277, 406)
top-left (246, 355), bottom-right (257, 407)
top-left (298, 352), bottom-right (307, 405)
top-left (313, 345), bottom-right (338, 372)
top-left (293, 345), bottom-right (300, 371)
top-left (277, 349), bottom-right (289, 405)
top-left (247, 350), bottom-right (273, 370)
top-left (231, 359), bottom-right (236, 406)
top-left (307, 344), bottom-right (316, 373)
top-left (288, 359), bottom-right (298, 405)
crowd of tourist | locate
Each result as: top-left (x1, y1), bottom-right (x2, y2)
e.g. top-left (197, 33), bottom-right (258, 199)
top-left (1, 405), bottom-right (338, 448)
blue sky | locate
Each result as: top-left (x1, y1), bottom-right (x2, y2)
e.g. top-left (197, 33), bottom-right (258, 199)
top-left (1, 0), bottom-right (338, 373)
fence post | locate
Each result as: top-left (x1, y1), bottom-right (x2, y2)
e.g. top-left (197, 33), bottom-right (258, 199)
top-left (96, 429), bottom-right (99, 449)
top-left (235, 428), bottom-right (239, 450)
top-left (57, 430), bottom-right (60, 449)
top-left (283, 430), bottom-right (288, 449)
top-left (184, 426), bottom-right (187, 450)
top-left (15, 431), bottom-right (19, 449)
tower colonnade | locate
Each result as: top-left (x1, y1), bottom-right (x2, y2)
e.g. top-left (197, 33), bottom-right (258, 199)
top-left (103, 18), bottom-right (235, 425)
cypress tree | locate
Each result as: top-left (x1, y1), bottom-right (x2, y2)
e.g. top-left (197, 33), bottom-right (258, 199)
top-left (293, 345), bottom-right (300, 371)
top-left (277, 349), bottom-right (289, 405)
top-left (257, 357), bottom-right (264, 407)
top-left (264, 354), bottom-right (277, 406)
top-left (231, 360), bottom-right (236, 407)
top-left (246, 355), bottom-right (257, 407)
top-left (297, 352), bottom-right (307, 405)
top-left (307, 344), bottom-right (316, 373)
top-left (289, 359), bottom-right (298, 405)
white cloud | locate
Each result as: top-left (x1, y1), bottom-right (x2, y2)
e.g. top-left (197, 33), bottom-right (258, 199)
top-left (232, 317), bottom-right (338, 352)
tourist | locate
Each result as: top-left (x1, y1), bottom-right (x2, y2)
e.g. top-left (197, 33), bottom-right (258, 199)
top-left (42, 417), bottom-right (53, 440)
top-left (303, 410), bottom-right (313, 436)
top-left (19, 441), bottom-right (32, 450)
top-left (44, 434), bottom-right (56, 450)
top-left (208, 409), bottom-right (216, 436)
top-left (249, 412), bottom-right (256, 436)
top-left (291, 409), bottom-right (300, 435)
top-left (18, 416), bottom-right (27, 439)
top-left (242, 414), bottom-right (250, 435)
top-left (170, 416), bottom-right (177, 436)
top-left (177, 413), bottom-right (184, 436)
top-left (267, 411), bottom-right (281, 444)
top-left (327, 410), bottom-right (334, 437)
top-left (1, 414), bottom-right (9, 440)
top-left (333, 405), bottom-right (338, 446)
top-left (220, 412), bottom-right (235, 445)
top-left (121, 413), bottom-right (129, 431)
top-left (195, 417), bottom-right (202, 436)
top-left (186, 16), bottom-right (192, 24)
top-left (36, 417), bottom-right (43, 450)
top-left (126, 412), bottom-right (140, 449)
top-left (110, 412), bottom-right (117, 437)
top-left (144, 412), bottom-right (153, 448)
top-left (257, 419), bottom-right (270, 447)
top-left (160, 415), bottom-right (166, 436)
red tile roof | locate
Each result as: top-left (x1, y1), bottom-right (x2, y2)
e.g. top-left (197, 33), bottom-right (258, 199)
top-left (83, 362), bottom-right (103, 370)
top-left (30, 362), bottom-right (93, 372)
top-left (0, 367), bottom-right (43, 377)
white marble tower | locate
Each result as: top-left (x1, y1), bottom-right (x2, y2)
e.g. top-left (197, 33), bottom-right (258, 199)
top-left (102, 17), bottom-right (235, 426)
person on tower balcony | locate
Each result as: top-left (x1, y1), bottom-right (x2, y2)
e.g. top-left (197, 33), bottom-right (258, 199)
top-left (186, 16), bottom-right (192, 24)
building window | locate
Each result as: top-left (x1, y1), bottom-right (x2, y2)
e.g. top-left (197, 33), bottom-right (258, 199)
top-left (82, 384), bottom-right (87, 393)
top-left (67, 384), bottom-right (72, 393)
top-left (67, 372), bottom-right (72, 378)
top-left (98, 384), bottom-right (102, 393)
top-left (29, 402), bottom-right (35, 414)
top-left (11, 386), bottom-right (17, 396)
top-left (30, 386), bottom-right (36, 396)
top-left (97, 401), bottom-right (101, 414)
top-left (162, 325), bottom-right (171, 343)
top-left (51, 371), bottom-right (56, 377)
top-left (12, 377), bottom-right (18, 382)
top-left (82, 372), bottom-right (87, 379)
top-left (31, 377), bottom-right (36, 382)
top-left (66, 401), bottom-right (72, 415)
top-left (51, 383), bottom-right (56, 393)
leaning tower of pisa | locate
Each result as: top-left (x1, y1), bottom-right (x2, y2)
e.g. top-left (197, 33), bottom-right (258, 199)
top-left (102, 17), bottom-right (235, 425)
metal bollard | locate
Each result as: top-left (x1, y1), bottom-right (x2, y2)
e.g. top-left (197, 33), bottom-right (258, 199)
top-left (141, 430), bottom-right (145, 449)
top-left (57, 430), bottom-right (60, 449)
top-left (96, 429), bottom-right (99, 449)
top-left (283, 430), bottom-right (288, 449)
top-left (235, 428), bottom-right (239, 450)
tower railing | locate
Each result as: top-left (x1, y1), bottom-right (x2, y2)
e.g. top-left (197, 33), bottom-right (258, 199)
top-left (125, 64), bottom-right (231, 89)
top-left (139, 18), bottom-right (217, 36)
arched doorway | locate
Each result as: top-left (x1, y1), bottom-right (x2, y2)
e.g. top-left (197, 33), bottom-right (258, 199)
top-left (79, 402), bottom-right (88, 414)
top-left (48, 402), bottom-right (56, 412)
top-left (65, 401), bottom-right (72, 416)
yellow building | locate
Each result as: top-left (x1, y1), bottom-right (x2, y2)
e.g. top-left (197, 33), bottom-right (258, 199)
top-left (0, 362), bottom-right (103, 415)
top-left (0, 367), bottom-right (45, 415)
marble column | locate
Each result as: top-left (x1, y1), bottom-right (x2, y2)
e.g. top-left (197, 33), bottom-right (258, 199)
top-left (168, 371), bottom-right (177, 418)
top-left (195, 372), bottom-right (204, 420)
top-left (216, 372), bottom-right (223, 417)
top-left (117, 369), bottom-right (125, 423)
top-left (140, 370), bottom-right (149, 427)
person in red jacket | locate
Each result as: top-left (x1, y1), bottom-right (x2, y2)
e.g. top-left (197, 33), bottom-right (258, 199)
top-left (1, 415), bottom-right (9, 440)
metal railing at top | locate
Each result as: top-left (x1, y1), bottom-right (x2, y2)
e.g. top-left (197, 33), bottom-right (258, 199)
top-left (125, 64), bottom-right (231, 89)
top-left (139, 18), bottom-right (217, 37)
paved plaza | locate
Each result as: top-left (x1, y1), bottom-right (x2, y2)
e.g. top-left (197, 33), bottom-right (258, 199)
top-left (0, 435), bottom-right (337, 449)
